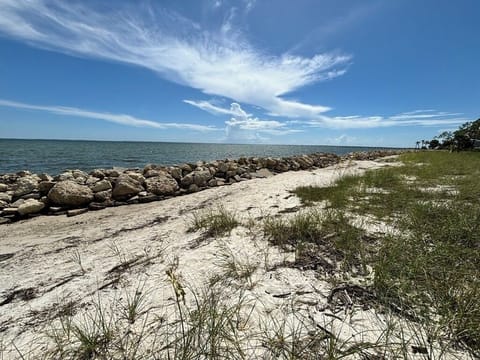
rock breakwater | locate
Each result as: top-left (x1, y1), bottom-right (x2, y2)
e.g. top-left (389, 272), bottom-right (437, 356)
top-left (0, 150), bottom-right (403, 223)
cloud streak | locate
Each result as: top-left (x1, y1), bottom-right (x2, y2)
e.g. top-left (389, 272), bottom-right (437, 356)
top-left (0, 99), bottom-right (219, 132)
top-left (0, 0), bottom-right (349, 120)
top-left (306, 110), bottom-right (468, 129)
top-left (185, 100), bottom-right (467, 130)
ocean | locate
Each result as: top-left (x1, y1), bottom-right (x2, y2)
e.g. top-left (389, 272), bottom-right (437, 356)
top-left (0, 139), bottom-right (400, 175)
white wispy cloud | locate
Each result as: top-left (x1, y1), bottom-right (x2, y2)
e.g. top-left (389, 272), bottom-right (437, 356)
top-left (183, 100), bottom-right (251, 118)
top-left (0, 0), bottom-right (349, 120)
top-left (218, 102), bottom-right (301, 142)
top-left (185, 99), bottom-right (466, 130)
top-left (0, 99), bottom-right (219, 132)
top-left (302, 110), bottom-right (468, 129)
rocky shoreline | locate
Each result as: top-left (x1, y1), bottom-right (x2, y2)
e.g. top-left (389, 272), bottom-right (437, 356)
top-left (0, 150), bottom-right (404, 224)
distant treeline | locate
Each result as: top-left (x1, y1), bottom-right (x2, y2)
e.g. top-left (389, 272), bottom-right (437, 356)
top-left (427, 118), bottom-right (480, 150)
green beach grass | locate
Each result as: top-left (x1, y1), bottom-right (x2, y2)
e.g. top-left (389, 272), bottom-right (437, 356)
top-left (292, 151), bottom-right (480, 355)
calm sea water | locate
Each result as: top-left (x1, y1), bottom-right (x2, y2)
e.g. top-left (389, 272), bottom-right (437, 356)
top-left (0, 139), bottom-right (400, 175)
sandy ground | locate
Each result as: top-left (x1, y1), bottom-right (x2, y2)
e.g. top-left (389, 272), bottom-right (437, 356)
top-left (0, 158), bottom-right (470, 359)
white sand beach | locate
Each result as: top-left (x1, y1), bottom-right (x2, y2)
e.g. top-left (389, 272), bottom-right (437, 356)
top-left (0, 157), bottom-right (470, 359)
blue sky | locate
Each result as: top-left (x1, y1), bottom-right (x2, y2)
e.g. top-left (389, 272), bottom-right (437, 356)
top-left (0, 0), bottom-right (478, 147)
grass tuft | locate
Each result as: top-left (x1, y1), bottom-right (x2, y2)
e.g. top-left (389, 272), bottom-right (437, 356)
top-left (189, 206), bottom-right (240, 238)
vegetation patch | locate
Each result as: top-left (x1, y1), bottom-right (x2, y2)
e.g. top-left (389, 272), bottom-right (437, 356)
top-left (188, 206), bottom-right (240, 239)
top-left (293, 151), bottom-right (480, 354)
top-left (263, 210), bottom-right (375, 275)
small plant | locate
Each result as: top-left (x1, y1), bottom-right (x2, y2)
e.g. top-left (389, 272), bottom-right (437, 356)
top-left (46, 296), bottom-right (116, 359)
top-left (216, 244), bottom-right (258, 289)
top-left (118, 283), bottom-right (149, 324)
top-left (188, 206), bottom-right (240, 238)
top-left (69, 249), bottom-right (86, 275)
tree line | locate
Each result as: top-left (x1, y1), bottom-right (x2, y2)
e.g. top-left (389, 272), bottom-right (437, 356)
top-left (425, 118), bottom-right (480, 150)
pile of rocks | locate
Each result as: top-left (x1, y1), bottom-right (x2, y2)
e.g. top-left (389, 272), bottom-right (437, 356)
top-left (0, 150), bottom-right (403, 223)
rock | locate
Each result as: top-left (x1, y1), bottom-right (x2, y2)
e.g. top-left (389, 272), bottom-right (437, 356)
top-left (85, 176), bottom-right (100, 185)
top-left (0, 193), bottom-right (11, 202)
top-left (13, 176), bottom-right (38, 197)
top-left (180, 173), bottom-right (194, 188)
top-left (0, 184), bottom-right (9, 192)
top-left (179, 163), bottom-right (192, 176)
top-left (94, 190), bottom-right (112, 202)
top-left (72, 170), bottom-right (88, 179)
top-left (0, 200), bottom-right (7, 208)
top-left (138, 195), bottom-right (160, 203)
top-left (112, 174), bottom-right (144, 199)
top-left (254, 168), bottom-right (274, 178)
top-left (169, 167), bottom-right (182, 180)
top-left (227, 162), bottom-right (238, 171)
top-left (48, 206), bottom-right (64, 214)
top-left (226, 170), bottom-right (236, 179)
top-left (138, 191), bottom-right (148, 197)
top-left (17, 199), bottom-right (45, 215)
top-left (38, 173), bottom-right (53, 182)
top-left (275, 162), bottom-right (289, 172)
top-left (16, 170), bottom-right (31, 177)
top-left (208, 179), bottom-right (218, 187)
top-left (20, 192), bottom-right (41, 200)
top-left (48, 180), bottom-right (94, 207)
top-left (38, 181), bottom-right (56, 195)
top-left (10, 199), bottom-right (25, 207)
top-left (127, 196), bottom-right (139, 204)
top-left (144, 169), bottom-right (162, 178)
top-left (217, 161), bottom-right (228, 173)
top-left (55, 172), bottom-right (74, 182)
top-left (193, 169), bottom-right (212, 187)
top-left (238, 157), bottom-right (248, 165)
top-left (188, 184), bottom-right (199, 193)
top-left (296, 155), bottom-right (314, 169)
top-left (143, 164), bottom-right (157, 173)
top-left (2, 208), bottom-right (18, 215)
top-left (73, 177), bottom-right (87, 185)
top-left (236, 166), bottom-right (247, 175)
top-left (0, 217), bottom-right (11, 224)
top-left (67, 208), bottom-right (88, 217)
top-left (126, 172), bottom-right (145, 184)
top-left (104, 169), bottom-right (120, 178)
top-left (145, 173), bottom-right (179, 195)
top-left (89, 169), bottom-right (105, 179)
top-left (90, 179), bottom-right (112, 193)
top-left (88, 202), bottom-right (106, 211)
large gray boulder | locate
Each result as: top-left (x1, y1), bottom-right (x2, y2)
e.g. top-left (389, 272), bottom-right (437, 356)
top-left (180, 172), bottom-right (194, 188)
top-left (18, 199), bottom-right (45, 215)
top-left (48, 180), bottom-right (94, 206)
top-left (192, 169), bottom-right (212, 187)
top-left (145, 172), bottom-right (179, 195)
top-left (94, 189), bottom-right (112, 202)
top-left (90, 179), bottom-right (112, 193)
top-left (112, 174), bottom-right (144, 199)
top-left (38, 181), bottom-right (56, 194)
top-left (0, 183), bottom-right (9, 192)
top-left (13, 176), bottom-right (38, 197)
top-left (0, 192), bottom-right (11, 202)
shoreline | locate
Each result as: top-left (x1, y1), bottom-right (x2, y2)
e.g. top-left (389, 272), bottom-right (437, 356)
top-left (1, 152), bottom-right (475, 359)
top-left (0, 150), bottom-right (404, 224)
top-left (0, 156), bottom-right (400, 358)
